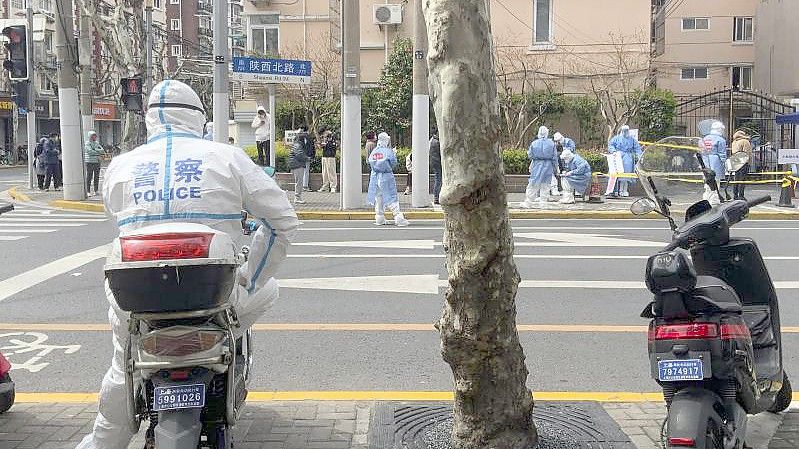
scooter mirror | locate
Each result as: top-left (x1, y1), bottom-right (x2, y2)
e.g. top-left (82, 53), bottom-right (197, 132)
top-left (631, 198), bottom-right (657, 215)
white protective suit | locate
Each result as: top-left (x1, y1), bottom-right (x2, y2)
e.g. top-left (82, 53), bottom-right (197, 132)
top-left (76, 80), bottom-right (299, 449)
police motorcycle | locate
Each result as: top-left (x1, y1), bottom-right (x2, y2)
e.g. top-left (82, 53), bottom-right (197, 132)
top-left (630, 137), bottom-right (792, 449)
top-left (105, 212), bottom-right (258, 449)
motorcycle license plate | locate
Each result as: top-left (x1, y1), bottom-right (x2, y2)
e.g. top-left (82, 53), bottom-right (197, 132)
top-left (658, 359), bottom-right (704, 382)
top-left (153, 384), bottom-right (206, 412)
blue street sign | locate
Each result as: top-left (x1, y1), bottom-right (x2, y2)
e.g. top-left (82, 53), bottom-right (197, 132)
top-left (231, 57), bottom-right (312, 84)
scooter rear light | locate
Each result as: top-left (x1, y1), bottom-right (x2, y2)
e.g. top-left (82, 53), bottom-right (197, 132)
top-left (140, 328), bottom-right (226, 357)
top-left (654, 323), bottom-right (718, 340)
top-left (720, 323), bottom-right (751, 340)
top-left (667, 437), bottom-right (696, 447)
top-left (120, 233), bottom-right (214, 262)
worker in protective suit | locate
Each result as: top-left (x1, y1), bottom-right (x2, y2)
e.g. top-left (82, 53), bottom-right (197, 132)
top-left (551, 132), bottom-right (576, 195)
top-left (520, 126), bottom-right (558, 209)
top-left (367, 132), bottom-right (409, 227)
top-left (607, 125), bottom-right (642, 198)
top-left (75, 80), bottom-right (300, 449)
top-left (701, 121), bottom-right (728, 206)
top-left (203, 121), bottom-right (214, 140)
top-left (559, 149), bottom-right (592, 204)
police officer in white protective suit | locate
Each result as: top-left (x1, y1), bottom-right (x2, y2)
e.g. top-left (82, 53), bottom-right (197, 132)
top-left (75, 80), bottom-right (300, 449)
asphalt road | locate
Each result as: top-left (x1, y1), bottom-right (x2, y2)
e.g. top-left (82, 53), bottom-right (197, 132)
top-left (1, 198), bottom-right (798, 396)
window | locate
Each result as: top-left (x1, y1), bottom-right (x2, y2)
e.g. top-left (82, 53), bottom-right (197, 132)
top-left (38, 0), bottom-right (52, 11)
top-left (734, 17), bottom-right (754, 42)
top-left (154, 0), bottom-right (161, 8)
top-left (732, 66), bottom-right (752, 90)
top-left (248, 14), bottom-right (279, 56)
top-left (171, 45), bottom-right (182, 57)
top-left (171, 19), bottom-right (180, 30)
top-left (39, 73), bottom-right (55, 92)
top-left (681, 67), bottom-right (709, 80)
top-left (682, 17), bottom-right (709, 30)
top-left (11, 0), bottom-right (24, 10)
top-left (170, 0), bottom-right (179, 4)
top-left (533, 0), bottom-right (552, 44)
top-left (44, 31), bottom-right (53, 53)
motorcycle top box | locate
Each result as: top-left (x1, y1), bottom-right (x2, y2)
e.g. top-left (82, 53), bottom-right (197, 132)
top-left (105, 223), bottom-right (240, 313)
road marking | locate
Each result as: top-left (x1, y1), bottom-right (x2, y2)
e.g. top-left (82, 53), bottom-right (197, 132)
top-left (14, 391), bottom-right (799, 404)
top-left (0, 222), bottom-right (89, 227)
top-left (0, 244), bottom-right (109, 302)
top-left (280, 275), bottom-right (440, 294)
top-left (2, 323), bottom-right (798, 333)
top-left (294, 240), bottom-right (437, 250)
top-left (0, 235), bottom-right (25, 241)
top-left (7, 213), bottom-right (107, 219)
top-left (0, 332), bottom-right (81, 373)
top-left (0, 229), bottom-right (57, 233)
top-left (0, 217), bottom-right (107, 222)
top-left (286, 253), bottom-right (799, 261)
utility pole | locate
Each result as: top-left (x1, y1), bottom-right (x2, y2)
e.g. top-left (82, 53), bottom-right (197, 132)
top-left (25, 0), bottom-right (35, 189)
top-left (55, 0), bottom-right (84, 200)
top-left (340, 0), bottom-right (361, 210)
top-left (212, 0), bottom-right (229, 143)
top-left (144, 0), bottom-right (154, 96)
top-left (79, 11), bottom-right (93, 139)
top-left (268, 85), bottom-right (275, 167)
top-left (411, 0), bottom-right (429, 208)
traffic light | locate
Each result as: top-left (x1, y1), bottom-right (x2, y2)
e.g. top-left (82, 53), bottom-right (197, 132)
top-left (121, 77), bottom-right (143, 111)
top-left (2, 25), bottom-right (27, 81)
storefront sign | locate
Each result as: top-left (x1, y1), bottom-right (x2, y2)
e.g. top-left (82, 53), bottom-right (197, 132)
top-left (778, 149), bottom-right (799, 165)
top-left (0, 97), bottom-right (14, 118)
top-left (93, 102), bottom-right (117, 121)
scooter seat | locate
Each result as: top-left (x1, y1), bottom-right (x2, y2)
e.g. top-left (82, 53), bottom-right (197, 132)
top-left (688, 276), bottom-right (743, 313)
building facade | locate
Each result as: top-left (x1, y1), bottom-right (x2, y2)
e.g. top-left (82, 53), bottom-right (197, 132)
top-left (754, 0), bottom-right (799, 99)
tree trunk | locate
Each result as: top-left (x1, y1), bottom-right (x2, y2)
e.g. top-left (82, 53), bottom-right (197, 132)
top-left (423, 1), bottom-right (537, 448)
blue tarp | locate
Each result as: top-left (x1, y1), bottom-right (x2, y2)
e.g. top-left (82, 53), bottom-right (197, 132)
top-left (776, 112), bottom-right (799, 125)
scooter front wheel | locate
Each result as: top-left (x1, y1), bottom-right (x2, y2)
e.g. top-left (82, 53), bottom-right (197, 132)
top-left (768, 375), bottom-right (792, 413)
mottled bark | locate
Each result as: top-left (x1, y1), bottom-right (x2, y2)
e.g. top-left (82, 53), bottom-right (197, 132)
top-left (423, 1), bottom-right (537, 448)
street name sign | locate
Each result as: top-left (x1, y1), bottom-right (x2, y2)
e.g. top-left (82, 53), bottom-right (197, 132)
top-left (230, 57), bottom-right (312, 84)
top-left (778, 148), bottom-right (799, 165)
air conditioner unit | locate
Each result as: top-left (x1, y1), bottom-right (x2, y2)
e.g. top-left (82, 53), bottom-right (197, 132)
top-left (373, 4), bottom-right (402, 25)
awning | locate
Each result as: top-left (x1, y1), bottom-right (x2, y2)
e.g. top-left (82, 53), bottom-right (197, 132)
top-left (776, 112), bottom-right (799, 125)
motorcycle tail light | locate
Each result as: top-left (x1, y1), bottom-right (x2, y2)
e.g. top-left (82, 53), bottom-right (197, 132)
top-left (654, 323), bottom-right (718, 340)
top-left (120, 233), bottom-right (214, 262)
top-left (140, 328), bottom-right (225, 357)
top-left (668, 437), bottom-right (696, 447)
top-left (720, 323), bottom-right (751, 340)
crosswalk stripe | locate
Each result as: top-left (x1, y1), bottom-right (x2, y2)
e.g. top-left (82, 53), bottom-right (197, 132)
top-left (0, 235), bottom-right (25, 241)
top-left (0, 217), bottom-right (107, 222)
top-left (0, 229), bottom-right (57, 233)
top-left (7, 213), bottom-right (106, 218)
top-left (0, 222), bottom-right (88, 227)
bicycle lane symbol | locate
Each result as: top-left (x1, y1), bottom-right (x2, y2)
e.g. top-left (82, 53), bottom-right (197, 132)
top-left (0, 332), bottom-right (81, 373)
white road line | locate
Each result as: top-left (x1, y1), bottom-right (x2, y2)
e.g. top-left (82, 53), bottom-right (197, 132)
top-left (0, 229), bottom-right (57, 233)
top-left (0, 217), bottom-right (107, 222)
top-left (0, 244), bottom-right (109, 302)
top-left (0, 223), bottom-right (88, 227)
top-left (294, 240), bottom-right (437, 250)
top-left (7, 213), bottom-right (106, 219)
top-left (287, 253), bottom-right (799, 260)
top-left (299, 226), bottom-right (799, 232)
top-left (0, 236), bottom-right (25, 241)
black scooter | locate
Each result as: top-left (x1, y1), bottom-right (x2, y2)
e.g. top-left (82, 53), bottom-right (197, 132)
top-left (632, 160), bottom-right (792, 449)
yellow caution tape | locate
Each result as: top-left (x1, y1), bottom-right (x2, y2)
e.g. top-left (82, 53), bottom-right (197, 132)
top-left (638, 141), bottom-right (705, 152)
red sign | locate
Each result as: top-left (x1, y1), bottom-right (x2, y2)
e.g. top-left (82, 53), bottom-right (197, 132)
top-left (93, 102), bottom-right (117, 121)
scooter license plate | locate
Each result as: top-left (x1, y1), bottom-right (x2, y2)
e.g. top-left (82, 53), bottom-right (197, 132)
top-left (153, 384), bottom-right (206, 412)
top-left (658, 359), bottom-right (704, 382)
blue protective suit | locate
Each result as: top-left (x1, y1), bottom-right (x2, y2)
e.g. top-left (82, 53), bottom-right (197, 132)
top-left (608, 133), bottom-right (642, 174)
top-left (528, 138), bottom-right (558, 185)
top-left (701, 133), bottom-right (727, 178)
top-left (563, 153), bottom-right (592, 194)
top-left (558, 137), bottom-right (576, 152)
top-left (367, 143), bottom-right (399, 206)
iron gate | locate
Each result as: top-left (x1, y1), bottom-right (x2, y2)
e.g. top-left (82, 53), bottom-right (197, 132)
top-left (674, 89), bottom-right (795, 172)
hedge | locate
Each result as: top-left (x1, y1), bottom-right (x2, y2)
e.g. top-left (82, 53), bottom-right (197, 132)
top-left (244, 144), bottom-right (610, 175)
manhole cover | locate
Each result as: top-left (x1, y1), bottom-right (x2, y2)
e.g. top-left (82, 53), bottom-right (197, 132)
top-left (370, 402), bottom-right (636, 449)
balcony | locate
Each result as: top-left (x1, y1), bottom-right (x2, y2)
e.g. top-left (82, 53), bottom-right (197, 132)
top-left (197, 1), bottom-right (212, 14)
top-left (198, 27), bottom-right (213, 38)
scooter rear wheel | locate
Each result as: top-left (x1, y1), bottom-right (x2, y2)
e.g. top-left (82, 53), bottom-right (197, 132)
top-left (768, 375), bottom-right (792, 413)
top-left (704, 420), bottom-right (722, 449)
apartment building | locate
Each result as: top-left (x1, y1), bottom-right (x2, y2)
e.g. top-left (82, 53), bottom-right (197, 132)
top-left (166, 0), bottom-right (245, 74)
top-left (755, 0), bottom-right (799, 99)
top-left (652, 0), bottom-right (756, 96)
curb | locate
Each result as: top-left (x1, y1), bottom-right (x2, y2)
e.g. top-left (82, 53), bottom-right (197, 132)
top-left (7, 186), bottom-right (30, 202)
top-left (49, 199), bottom-right (105, 213)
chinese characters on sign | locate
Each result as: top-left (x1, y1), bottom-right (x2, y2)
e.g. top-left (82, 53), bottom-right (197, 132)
top-left (230, 57), bottom-right (312, 84)
top-left (130, 159), bottom-right (205, 205)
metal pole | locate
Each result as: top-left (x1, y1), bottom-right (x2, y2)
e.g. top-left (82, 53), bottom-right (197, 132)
top-left (212, 0), bottom-right (229, 143)
top-left (55, 0), bottom-right (84, 200)
top-left (79, 11), bottom-right (93, 141)
top-left (340, 0), bottom-right (361, 210)
top-left (25, 0), bottom-right (35, 190)
top-left (410, 0), bottom-right (429, 208)
top-left (268, 84), bottom-right (275, 167)
top-left (145, 0), bottom-right (154, 96)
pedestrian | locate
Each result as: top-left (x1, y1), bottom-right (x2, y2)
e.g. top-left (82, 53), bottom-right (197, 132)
top-left (367, 132), bottom-right (409, 226)
top-left (364, 131), bottom-right (377, 158)
top-left (251, 106), bottom-right (271, 166)
top-left (553, 132), bottom-right (576, 153)
top-left (520, 126), bottom-right (558, 209)
top-left (50, 133), bottom-right (62, 189)
top-left (404, 152), bottom-right (412, 195)
top-left (559, 149), bottom-right (592, 204)
top-left (84, 131), bottom-right (104, 196)
top-left (302, 126), bottom-right (316, 191)
top-left (228, 136), bottom-right (235, 145)
top-left (34, 137), bottom-right (47, 190)
top-left (429, 133), bottom-right (442, 204)
top-left (289, 125), bottom-right (310, 204)
top-left (607, 125), bottom-right (642, 198)
top-left (731, 130), bottom-right (752, 200)
top-left (701, 121), bottom-right (728, 206)
top-left (43, 137), bottom-right (60, 191)
top-left (203, 121), bottom-right (214, 141)
top-left (317, 127), bottom-right (338, 193)
top-left (75, 79), bottom-right (299, 449)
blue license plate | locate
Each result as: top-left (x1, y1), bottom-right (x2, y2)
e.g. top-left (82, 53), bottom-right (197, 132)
top-left (153, 384), bottom-right (206, 412)
top-left (658, 359), bottom-right (704, 382)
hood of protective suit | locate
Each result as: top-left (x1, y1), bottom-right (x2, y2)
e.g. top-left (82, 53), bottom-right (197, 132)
top-left (710, 121), bottom-right (725, 136)
top-left (39, 137), bottom-right (48, 145)
top-left (620, 125), bottom-right (630, 137)
top-left (553, 132), bottom-right (563, 142)
top-left (733, 130), bottom-right (749, 141)
top-left (146, 80), bottom-right (206, 139)
top-left (87, 131), bottom-right (97, 139)
top-left (257, 106), bottom-right (267, 114)
top-left (537, 126), bottom-right (549, 139)
top-left (560, 149), bottom-right (574, 162)
top-left (377, 132), bottom-right (391, 148)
